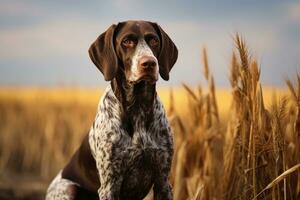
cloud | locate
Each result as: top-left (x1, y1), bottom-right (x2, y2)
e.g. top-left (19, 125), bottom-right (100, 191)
top-left (0, 18), bottom-right (110, 60)
top-left (0, 1), bottom-right (42, 17)
top-left (111, 0), bottom-right (139, 9)
top-left (158, 19), bottom-right (281, 86)
top-left (285, 2), bottom-right (300, 23)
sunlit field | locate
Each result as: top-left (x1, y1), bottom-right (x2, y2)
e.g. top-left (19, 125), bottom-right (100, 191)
top-left (0, 36), bottom-right (299, 200)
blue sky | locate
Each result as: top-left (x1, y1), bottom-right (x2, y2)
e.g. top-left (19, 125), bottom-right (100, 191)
top-left (0, 0), bottom-right (299, 87)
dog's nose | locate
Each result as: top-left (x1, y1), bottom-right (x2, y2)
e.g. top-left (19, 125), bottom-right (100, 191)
top-left (139, 56), bottom-right (157, 69)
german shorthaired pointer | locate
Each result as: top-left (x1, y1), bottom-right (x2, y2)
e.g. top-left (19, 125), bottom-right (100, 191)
top-left (45, 20), bottom-right (178, 200)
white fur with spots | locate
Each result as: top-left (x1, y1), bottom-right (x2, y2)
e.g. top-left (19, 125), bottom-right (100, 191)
top-left (45, 85), bottom-right (173, 200)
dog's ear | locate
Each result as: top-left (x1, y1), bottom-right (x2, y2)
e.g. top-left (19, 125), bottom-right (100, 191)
top-left (89, 24), bottom-right (119, 81)
top-left (151, 23), bottom-right (178, 81)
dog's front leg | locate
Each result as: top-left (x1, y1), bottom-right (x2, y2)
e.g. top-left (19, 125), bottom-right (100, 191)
top-left (152, 122), bottom-right (174, 200)
top-left (153, 149), bottom-right (173, 200)
top-left (93, 132), bottom-right (127, 200)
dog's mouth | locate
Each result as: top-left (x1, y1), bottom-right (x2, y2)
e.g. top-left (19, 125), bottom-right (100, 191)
top-left (129, 75), bottom-right (158, 85)
top-left (139, 75), bottom-right (158, 84)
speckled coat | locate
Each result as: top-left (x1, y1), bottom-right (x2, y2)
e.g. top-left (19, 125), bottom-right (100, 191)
top-left (46, 85), bottom-right (174, 200)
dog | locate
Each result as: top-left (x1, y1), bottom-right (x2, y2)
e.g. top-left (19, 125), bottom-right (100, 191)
top-left (45, 20), bottom-right (178, 200)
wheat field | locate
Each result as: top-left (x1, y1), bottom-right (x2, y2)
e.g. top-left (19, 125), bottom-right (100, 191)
top-left (0, 35), bottom-right (299, 200)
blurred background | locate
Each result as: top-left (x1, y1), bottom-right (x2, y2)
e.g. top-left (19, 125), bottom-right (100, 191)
top-left (1, 0), bottom-right (299, 87)
top-left (0, 1), bottom-right (300, 200)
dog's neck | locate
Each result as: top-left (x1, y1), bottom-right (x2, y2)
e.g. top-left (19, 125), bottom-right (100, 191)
top-left (111, 73), bottom-right (156, 136)
top-left (111, 75), bottom-right (156, 113)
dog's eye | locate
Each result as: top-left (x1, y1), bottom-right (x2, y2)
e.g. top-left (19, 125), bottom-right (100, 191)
top-left (148, 37), bottom-right (159, 47)
top-left (122, 38), bottom-right (136, 48)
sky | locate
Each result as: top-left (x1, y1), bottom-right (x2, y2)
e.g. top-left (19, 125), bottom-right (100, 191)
top-left (0, 0), bottom-right (299, 87)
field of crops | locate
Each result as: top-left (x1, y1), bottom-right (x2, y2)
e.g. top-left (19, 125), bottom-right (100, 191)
top-left (0, 35), bottom-right (299, 200)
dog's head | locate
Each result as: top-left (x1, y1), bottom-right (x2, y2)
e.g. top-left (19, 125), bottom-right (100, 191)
top-left (89, 20), bottom-right (178, 84)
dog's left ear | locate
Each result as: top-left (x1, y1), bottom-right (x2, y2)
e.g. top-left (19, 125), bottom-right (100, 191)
top-left (88, 24), bottom-right (119, 81)
top-left (151, 23), bottom-right (178, 81)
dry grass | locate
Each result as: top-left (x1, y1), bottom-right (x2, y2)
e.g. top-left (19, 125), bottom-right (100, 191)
top-left (0, 34), bottom-right (299, 200)
top-left (169, 34), bottom-right (300, 200)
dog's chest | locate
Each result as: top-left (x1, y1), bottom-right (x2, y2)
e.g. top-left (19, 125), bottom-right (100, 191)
top-left (124, 123), bottom-right (167, 167)
top-left (119, 127), bottom-right (168, 199)
top-left (89, 88), bottom-right (172, 199)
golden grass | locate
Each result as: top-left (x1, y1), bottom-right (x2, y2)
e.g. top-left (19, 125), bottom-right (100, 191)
top-left (0, 34), bottom-right (299, 199)
top-left (168, 35), bottom-right (300, 200)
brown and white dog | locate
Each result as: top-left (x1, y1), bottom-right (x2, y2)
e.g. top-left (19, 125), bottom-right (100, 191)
top-left (45, 20), bottom-right (178, 200)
